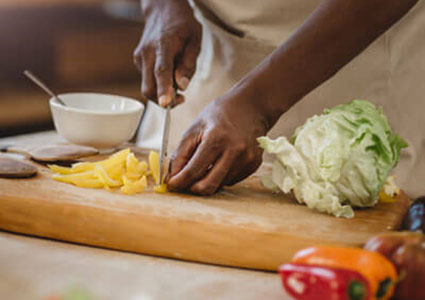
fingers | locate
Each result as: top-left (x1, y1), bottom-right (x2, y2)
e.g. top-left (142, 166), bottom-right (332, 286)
top-left (134, 41), bottom-right (157, 102)
top-left (136, 48), bottom-right (184, 106)
top-left (189, 151), bottom-right (237, 195)
top-left (168, 127), bottom-right (202, 179)
top-left (141, 50), bottom-right (157, 101)
top-left (167, 138), bottom-right (220, 191)
top-left (133, 50), bottom-right (142, 72)
top-left (155, 38), bottom-right (180, 107)
top-left (134, 30), bottom-right (200, 107)
top-left (133, 37), bottom-right (143, 71)
top-left (190, 147), bottom-right (261, 195)
top-left (171, 94), bottom-right (185, 107)
top-left (170, 140), bottom-right (262, 194)
top-left (175, 38), bottom-right (201, 91)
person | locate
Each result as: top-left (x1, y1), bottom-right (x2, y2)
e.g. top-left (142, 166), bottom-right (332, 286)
top-left (133, 0), bottom-right (424, 196)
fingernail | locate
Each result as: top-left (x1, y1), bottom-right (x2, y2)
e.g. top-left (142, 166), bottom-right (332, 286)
top-left (159, 95), bottom-right (171, 107)
top-left (177, 77), bottom-right (190, 91)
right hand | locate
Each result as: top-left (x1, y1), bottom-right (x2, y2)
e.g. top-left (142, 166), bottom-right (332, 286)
top-left (134, 0), bottom-right (202, 107)
top-left (167, 88), bottom-right (269, 195)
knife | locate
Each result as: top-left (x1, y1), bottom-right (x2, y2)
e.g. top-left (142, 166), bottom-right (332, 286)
top-left (158, 103), bottom-right (171, 185)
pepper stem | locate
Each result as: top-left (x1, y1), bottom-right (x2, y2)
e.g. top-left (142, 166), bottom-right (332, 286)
top-left (348, 280), bottom-right (366, 300)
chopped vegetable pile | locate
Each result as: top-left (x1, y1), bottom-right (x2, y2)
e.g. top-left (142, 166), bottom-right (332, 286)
top-left (49, 148), bottom-right (167, 194)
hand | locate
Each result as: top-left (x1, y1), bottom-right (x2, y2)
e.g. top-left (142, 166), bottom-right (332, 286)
top-left (167, 89), bottom-right (270, 195)
top-left (134, 0), bottom-right (202, 107)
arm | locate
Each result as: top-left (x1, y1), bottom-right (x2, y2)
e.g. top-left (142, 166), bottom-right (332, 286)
top-left (167, 0), bottom-right (418, 195)
top-left (238, 0), bottom-right (419, 127)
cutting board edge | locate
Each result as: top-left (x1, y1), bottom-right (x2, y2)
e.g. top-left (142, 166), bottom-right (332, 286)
top-left (0, 193), bottom-right (400, 271)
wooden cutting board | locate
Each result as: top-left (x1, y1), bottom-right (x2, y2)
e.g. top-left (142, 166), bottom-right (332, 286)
top-left (0, 154), bottom-right (410, 271)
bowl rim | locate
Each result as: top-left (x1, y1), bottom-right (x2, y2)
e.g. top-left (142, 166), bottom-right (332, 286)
top-left (49, 92), bottom-right (144, 116)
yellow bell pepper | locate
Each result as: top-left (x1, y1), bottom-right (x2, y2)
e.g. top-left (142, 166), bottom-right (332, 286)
top-left (94, 165), bottom-right (122, 189)
top-left (50, 149), bottom-right (167, 195)
top-left (52, 171), bottom-right (104, 189)
top-left (121, 175), bottom-right (147, 195)
top-left (148, 150), bottom-right (160, 184)
top-left (153, 183), bottom-right (167, 194)
top-left (125, 153), bottom-right (148, 180)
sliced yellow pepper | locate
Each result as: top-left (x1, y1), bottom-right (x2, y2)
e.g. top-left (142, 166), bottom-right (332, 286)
top-left (148, 150), bottom-right (168, 193)
top-left (52, 171), bottom-right (104, 188)
top-left (48, 163), bottom-right (92, 175)
top-left (153, 183), bottom-right (167, 194)
top-left (121, 175), bottom-right (147, 195)
top-left (66, 178), bottom-right (104, 189)
top-left (94, 165), bottom-right (122, 189)
top-left (50, 148), bottom-right (167, 195)
top-left (48, 148), bottom-right (130, 175)
top-left (148, 151), bottom-right (160, 183)
top-left (52, 170), bottom-right (96, 181)
top-left (125, 153), bottom-right (148, 180)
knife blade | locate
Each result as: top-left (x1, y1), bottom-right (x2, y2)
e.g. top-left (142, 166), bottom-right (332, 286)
top-left (158, 102), bottom-right (172, 185)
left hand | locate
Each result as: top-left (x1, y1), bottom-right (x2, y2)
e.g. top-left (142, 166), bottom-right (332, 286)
top-left (166, 89), bottom-right (270, 195)
top-left (133, 0), bottom-right (202, 107)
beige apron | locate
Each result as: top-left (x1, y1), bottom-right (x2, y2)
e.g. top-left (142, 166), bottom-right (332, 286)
top-left (170, 0), bottom-right (425, 197)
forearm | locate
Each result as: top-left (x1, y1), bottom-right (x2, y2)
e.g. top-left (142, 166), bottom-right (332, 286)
top-left (236, 0), bottom-right (418, 128)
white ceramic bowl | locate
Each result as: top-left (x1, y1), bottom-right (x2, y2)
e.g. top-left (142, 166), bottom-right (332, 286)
top-left (50, 93), bottom-right (144, 149)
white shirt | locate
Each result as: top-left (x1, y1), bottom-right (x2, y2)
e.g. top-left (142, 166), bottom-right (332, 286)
top-left (170, 0), bottom-right (425, 197)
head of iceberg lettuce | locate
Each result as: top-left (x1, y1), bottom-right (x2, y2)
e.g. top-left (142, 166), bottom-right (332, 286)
top-left (258, 100), bottom-right (408, 218)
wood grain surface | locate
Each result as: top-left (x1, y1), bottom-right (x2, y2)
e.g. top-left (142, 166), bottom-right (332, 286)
top-left (0, 152), bottom-right (410, 271)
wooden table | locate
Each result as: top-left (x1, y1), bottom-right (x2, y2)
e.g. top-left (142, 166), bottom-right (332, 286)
top-left (0, 232), bottom-right (284, 300)
top-left (0, 131), bottom-right (287, 300)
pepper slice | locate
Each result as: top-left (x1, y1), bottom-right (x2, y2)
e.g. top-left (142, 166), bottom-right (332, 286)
top-left (279, 263), bottom-right (370, 300)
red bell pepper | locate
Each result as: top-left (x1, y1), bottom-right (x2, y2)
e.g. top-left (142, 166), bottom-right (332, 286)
top-left (279, 263), bottom-right (370, 300)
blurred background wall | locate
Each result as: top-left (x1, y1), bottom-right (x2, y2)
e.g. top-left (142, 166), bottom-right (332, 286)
top-left (0, 0), bottom-right (142, 137)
